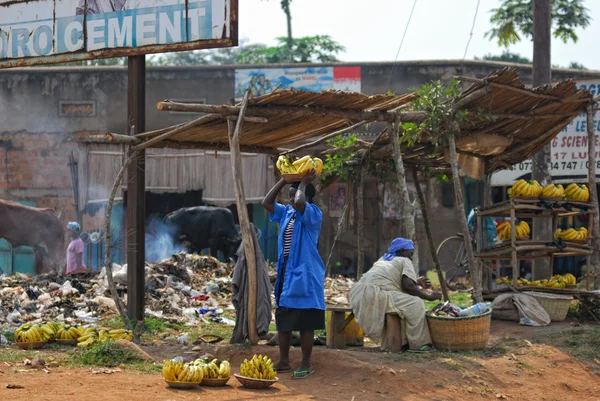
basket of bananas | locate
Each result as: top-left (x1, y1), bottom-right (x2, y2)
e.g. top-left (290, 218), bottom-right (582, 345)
top-left (507, 179), bottom-right (543, 199)
top-left (496, 221), bottom-right (530, 242)
top-left (14, 323), bottom-right (49, 349)
top-left (162, 359), bottom-right (204, 389)
top-left (191, 358), bottom-right (231, 386)
top-left (234, 354), bottom-right (278, 389)
top-left (555, 227), bottom-right (588, 243)
top-left (564, 183), bottom-right (590, 202)
top-left (276, 155), bottom-right (323, 182)
top-left (76, 327), bottom-right (134, 348)
top-left (540, 183), bottom-right (565, 201)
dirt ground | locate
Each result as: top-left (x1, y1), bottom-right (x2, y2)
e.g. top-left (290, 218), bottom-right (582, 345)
top-left (1, 321), bottom-right (599, 401)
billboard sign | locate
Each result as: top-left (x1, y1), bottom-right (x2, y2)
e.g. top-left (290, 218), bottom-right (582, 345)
top-left (491, 79), bottom-right (600, 186)
top-left (234, 66), bottom-right (361, 100)
top-left (0, 0), bottom-right (236, 68)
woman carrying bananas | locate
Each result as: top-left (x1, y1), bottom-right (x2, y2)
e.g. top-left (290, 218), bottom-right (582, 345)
top-left (350, 238), bottom-right (442, 353)
top-left (262, 169), bottom-right (324, 380)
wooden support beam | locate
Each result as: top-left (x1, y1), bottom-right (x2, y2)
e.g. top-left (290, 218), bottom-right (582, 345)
top-left (224, 116), bottom-right (269, 123)
top-left (227, 90), bottom-right (259, 345)
top-left (282, 121), bottom-right (368, 155)
top-left (106, 133), bottom-right (142, 145)
top-left (356, 166), bottom-right (365, 279)
top-left (157, 101), bottom-right (426, 123)
top-left (454, 75), bottom-right (568, 101)
top-left (132, 114), bottom-right (221, 151)
top-left (452, 87), bottom-right (490, 112)
top-left (150, 140), bottom-right (281, 155)
top-left (587, 104), bottom-right (600, 290)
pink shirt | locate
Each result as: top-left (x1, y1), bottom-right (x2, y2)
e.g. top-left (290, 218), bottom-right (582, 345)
top-left (66, 238), bottom-right (85, 274)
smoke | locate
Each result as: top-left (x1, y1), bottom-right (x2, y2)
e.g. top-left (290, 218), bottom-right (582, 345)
top-left (145, 214), bottom-right (188, 263)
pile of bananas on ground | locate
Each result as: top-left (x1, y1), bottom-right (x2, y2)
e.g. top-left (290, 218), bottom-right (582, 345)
top-left (276, 155), bottom-right (323, 175)
top-left (496, 273), bottom-right (577, 288)
top-left (15, 323), bottom-right (54, 343)
top-left (192, 358), bottom-right (231, 379)
top-left (554, 227), bottom-right (588, 241)
top-left (507, 179), bottom-right (543, 197)
top-left (564, 183), bottom-right (590, 202)
top-left (55, 324), bottom-right (87, 341)
top-left (239, 354), bottom-right (277, 380)
top-left (497, 221), bottom-right (530, 240)
top-left (162, 359), bottom-right (204, 383)
top-left (541, 183), bottom-right (565, 198)
top-left (77, 327), bottom-right (134, 348)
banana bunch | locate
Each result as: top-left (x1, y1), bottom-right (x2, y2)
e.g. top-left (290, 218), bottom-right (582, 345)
top-left (77, 327), bottom-right (99, 348)
top-left (56, 325), bottom-right (85, 341)
top-left (15, 323), bottom-right (49, 343)
top-left (193, 358), bottom-right (230, 379)
top-left (239, 354), bottom-right (277, 380)
top-left (507, 179), bottom-right (543, 198)
top-left (554, 227), bottom-right (588, 241)
top-left (77, 328), bottom-right (134, 347)
top-left (497, 221), bottom-right (530, 240)
top-left (276, 155), bottom-right (323, 175)
top-left (541, 183), bottom-right (565, 198)
top-left (106, 328), bottom-right (134, 342)
top-left (496, 274), bottom-right (577, 288)
top-left (565, 183), bottom-right (590, 202)
top-left (162, 359), bottom-right (204, 383)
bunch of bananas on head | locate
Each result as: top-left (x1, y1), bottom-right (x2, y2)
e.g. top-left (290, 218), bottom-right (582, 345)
top-left (162, 359), bottom-right (204, 383)
top-left (276, 155), bottom-right (323, 175)
top-left (507, 179), bottom-right (543, 198)
top-left (240, 354), bottom-right (276, 380)
top-left (554, 227), bottom-right (588, 241)
top-left (565, 183), bottom-right (590, 202)
top-left (541, 184), bottom-right (565, 198)
top-left (192, 358), bottom-right (231, 379)
top-left (15, 323), bottom-right (51, 343)
top-left (497, 221), bottom-right (530, 241)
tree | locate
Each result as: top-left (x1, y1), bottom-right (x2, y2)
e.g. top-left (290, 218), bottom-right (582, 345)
top-left (477, 51), bottom-right (532, 64)
top-left (150, 41), bottom-right (268, 66)
top-left (238, 35), bottom-right (345, 64)
top-left (568, 61), bottom-right (587, 70)
top-left (486, 0), bottom-right (591, 47)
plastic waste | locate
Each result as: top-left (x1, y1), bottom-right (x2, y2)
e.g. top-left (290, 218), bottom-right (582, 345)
top-left (7, 310), bottom-right (21, 325)
top-left (459, 302), bottom-right (490, 317)
top-left (182, 308), bottom-right (197, 322)
top-left (172, 356), bottom-right (184, 363)
top-left (0, 335), bottom-right (8, 346)
top-left (205, 283), bottom-right (220, 295)
top-left (177, 333), bottom-right (189, 345)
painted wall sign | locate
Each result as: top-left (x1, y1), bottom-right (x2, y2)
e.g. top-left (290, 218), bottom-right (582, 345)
top-left (0, 0), bottom-right (236, 68)
top-left (491, 79), bottom-right (600, 186)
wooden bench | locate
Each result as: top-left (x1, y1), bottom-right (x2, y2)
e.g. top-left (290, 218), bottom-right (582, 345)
top-left (325, 306), bottom-right (355, 349)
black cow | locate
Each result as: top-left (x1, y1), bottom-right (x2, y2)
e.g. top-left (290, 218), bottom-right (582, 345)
top-left (164, 206), bottom-right (242, 261)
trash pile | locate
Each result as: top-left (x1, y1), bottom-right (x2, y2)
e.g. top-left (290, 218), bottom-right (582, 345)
top-left (0, 252), bottom-right (235, 330)
top-left (324, 276), bottom-right (355, 306)
top-left (429, 301), bottom-right (491, 318)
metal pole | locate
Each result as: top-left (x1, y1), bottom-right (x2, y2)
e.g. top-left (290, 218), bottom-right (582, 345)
top-left (126, 55), bottom-right (146, 324)
top-left (531, 0), bottom-right (552, 280)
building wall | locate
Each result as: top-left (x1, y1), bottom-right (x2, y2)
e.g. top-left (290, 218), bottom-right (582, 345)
top-left (1, 60), bottom-right (600, 268)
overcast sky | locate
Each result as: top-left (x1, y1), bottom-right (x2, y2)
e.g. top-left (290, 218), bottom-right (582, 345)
top-left (237, 0), bottom-right (600, 70)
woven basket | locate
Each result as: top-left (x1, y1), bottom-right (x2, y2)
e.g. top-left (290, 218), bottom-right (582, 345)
top-left (164, 380), bottom-right (200, 389)
top-left (201, 377), bottom-right (230, 387)
top-left (55, 339), bottom-right (78, 346)
top-left (523, 292), bottom-right (573, 322)
top-left (426, 310), bottom-right (492, 351)
top-left (16, 341), bottom-right (47, 350)
top-left (233, 374), bottom-right (278, 389)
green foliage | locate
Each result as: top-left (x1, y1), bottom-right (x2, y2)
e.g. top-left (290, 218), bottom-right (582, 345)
top-left (1, 329), bottom-right (14, 342)
top-left (568, 61), bottom-right (587, 70)
top-left (486, 0), bottom-right (591, 47)
top-left (151, 41), bottom-right (268, 66)
top-left (476, 51), bottom-right (532, 64)
top-left (69, 340), bottom-right (142, 366)
top-left (238, 35), bottom-right (345, 64)
top-left (322, 134), bottom-right (360, 182)
top-left (144, 317), bottom-right (167, 333)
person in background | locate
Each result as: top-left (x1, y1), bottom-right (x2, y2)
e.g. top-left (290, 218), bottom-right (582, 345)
top-left (262, 170), bottom-right (324, 380)
top-left (350, 238), bottom-right (441, 353)
top-left (337, 257), bottom-right (356, 278)
top-left (468, 208), bottom-right (497, 247)
top-left (66, 222), bottom-right (86, 275)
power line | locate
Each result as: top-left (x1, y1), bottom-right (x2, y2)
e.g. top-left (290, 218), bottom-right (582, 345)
top-left (462, 0), bottom-right (481, 61)
top-left (386, 0), bottom-right (418, 90)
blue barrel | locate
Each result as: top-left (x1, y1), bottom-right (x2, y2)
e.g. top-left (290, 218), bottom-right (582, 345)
top-left (0, 238), bottom-right (13, 275)
top-left (13, 246), bottom-right (36, 275)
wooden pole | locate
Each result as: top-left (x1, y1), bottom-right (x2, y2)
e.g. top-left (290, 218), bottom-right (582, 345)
top-left (412, 169), bottom-right (450, 301)
top-left (586, 104), bottom-right (600, 290)
top-left (132, 114), bottom-right (220, 150)
top-left (227, 90), bottom-right (259, 345)
top-left (389, 123), bottom-right (419, 275)
top-left (282, 121), bottom-right (368, 155)
top-left (157, 101), bottom-right (427, 124)
top-left (447, 128), bottom-right (483, 303)
top-left (356, 167), bottom-right (365, 279)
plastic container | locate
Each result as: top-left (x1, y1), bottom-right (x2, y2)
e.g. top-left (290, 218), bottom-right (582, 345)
top-left (325, 311), bottom-right (364, 346)
top-left (459, 302), bottom-right (490, 317)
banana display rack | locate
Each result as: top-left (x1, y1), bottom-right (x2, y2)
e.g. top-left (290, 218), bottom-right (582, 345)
top-left (475, 197), bottom-right (596, 294)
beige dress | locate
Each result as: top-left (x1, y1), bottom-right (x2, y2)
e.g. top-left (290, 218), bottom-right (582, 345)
top-left (349, 257), bottom-right (432, 349)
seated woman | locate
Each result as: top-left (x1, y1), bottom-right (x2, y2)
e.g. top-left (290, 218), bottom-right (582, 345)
top-left (350, 237), bottom-right (441, 353)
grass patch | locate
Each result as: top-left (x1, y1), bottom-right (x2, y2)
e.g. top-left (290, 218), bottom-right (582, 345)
top-left (0, 350), bottom-right (37, 363)
top-left (68, 341), bottom-right (145, 367)
top-left (144, 317), bottom-right (167, 333)
top-left (536, 326), bottom-right (600, 362)
top-left (516, 360), bottom-right (535, 370)
top-left (1, 330), bottom-right (15, 342)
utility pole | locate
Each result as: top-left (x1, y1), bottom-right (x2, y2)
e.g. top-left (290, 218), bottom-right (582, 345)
top-left (531, 0), bottom-right (552, 279)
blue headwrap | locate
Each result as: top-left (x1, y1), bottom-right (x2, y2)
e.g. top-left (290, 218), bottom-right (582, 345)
top-left (67, 222), bottom-right (81, 233)
top-left (382, 237), bottom-right (414, 261)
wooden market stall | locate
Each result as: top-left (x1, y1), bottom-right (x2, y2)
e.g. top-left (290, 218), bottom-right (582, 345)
top-left (85, 67), bottom-right (599, 342)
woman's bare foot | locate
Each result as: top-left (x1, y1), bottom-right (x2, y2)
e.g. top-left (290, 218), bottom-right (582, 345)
top-left (274, 360), bottom-right (291, 372)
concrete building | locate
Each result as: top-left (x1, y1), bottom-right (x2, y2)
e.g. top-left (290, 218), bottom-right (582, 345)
top-left (1, 60), bottom-right (599, 274)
